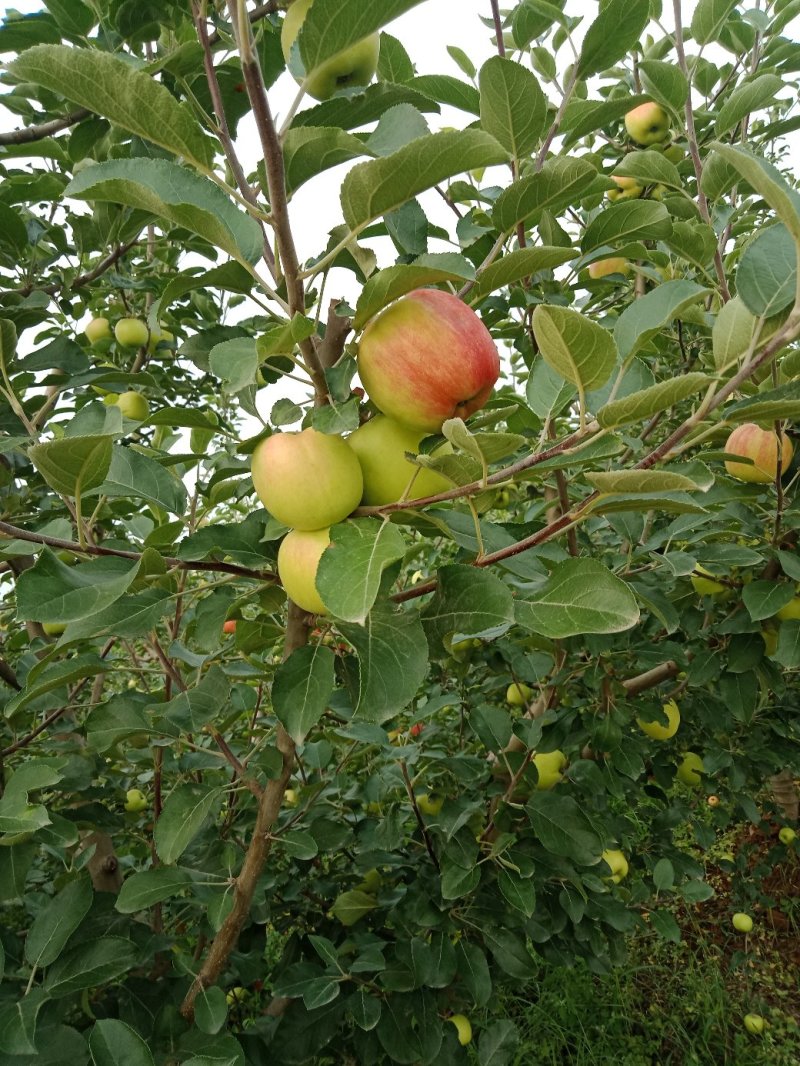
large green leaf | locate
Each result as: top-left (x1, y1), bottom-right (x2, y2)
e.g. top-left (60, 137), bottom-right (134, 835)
top-left (29, 434), bottom-right (112, 498)
top-left (89, 1019), bottom-right (155, 1066)
top-left (525, 793), bottom-right (603, 865)
top-left (25, 877), bottom-right (93, 968)
top-left (492, 157), bottom-right (597, 233)
top-left (583, 201), bottom-right (672, 253)
top-left (272, 645), bottom-right (336, 746)
top-left (354, 254), bottom-right (474, 330)
top-left (736, 224), bottom-right (796, 318)
top-left (596, 373), bottom-right (713, 428)
top-left (317, 519), bottom-right (407, 623)
top-left (532, 305), bottom-right (618, 393)
top-left (96, 444), bottom-right (188, 515)
top-left (577, 0), bottom-right (651, 78)
top-left (479, 56), bottom-right (547, 159)
top-left (116, 868), bottom-right (191, 915)
top-left (16, 549), bottom-right (141, 623)
top-left (469, 247), bottom-right (574, 302)
top-left (714, 74), bottom-right (784, 136)
top-left (613, 281), bottom-right (709, 360)
top-left (45, 937), bottom-right (137, 998)
top-left (691, 0), bottom-right (739, 44)
top-left (11, 45), bottom-right (213, 170)
top-left (705, 143), bottom-right (800, 245)
top-left (422, 565), bottom-right (515, 649)
top-left (638, 61), bottom-right (688, 114)
top-left (283, 126), bottom-right (371, 196)
top-left (297, 0), bottom-right (427, 72)
top-left (66, 160), bottom-right (262, 265)
top-left (154, 785), bottom-right (223, 865)
top-left (515, 559), bottom-right (639, 638)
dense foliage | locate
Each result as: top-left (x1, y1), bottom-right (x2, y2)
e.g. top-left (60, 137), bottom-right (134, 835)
top-left (0, 0), bottom-right (799, 1063)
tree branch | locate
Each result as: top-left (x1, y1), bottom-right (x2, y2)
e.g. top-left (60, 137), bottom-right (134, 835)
top-left (18, 238), bottom-right (141, 298)
top-left (0, 107), bottom-right (90, 147)
top-left (207, 0), bottom-right (285, 48)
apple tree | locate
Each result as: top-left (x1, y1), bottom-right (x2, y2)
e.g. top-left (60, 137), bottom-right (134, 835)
top-left (0, 0), bottom-right (799, 1062)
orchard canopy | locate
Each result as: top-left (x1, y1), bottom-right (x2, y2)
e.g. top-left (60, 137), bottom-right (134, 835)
top-left (0, 0), bottom-right (799, 1063)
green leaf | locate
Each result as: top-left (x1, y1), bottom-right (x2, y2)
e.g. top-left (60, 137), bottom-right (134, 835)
top-left (0, 989), bottom-right (48, 1056)
top-left (4, 655), bottom-right (108, 721)
top-left (410, 74), bottom-right (480, 115)
top-left (195, 986), bottom-right (228, 1037)
top-left (283, 126), bottom-right (370, 196)
top-left (478, 1020), bottom-right (519, 1065)
top-left (97, 444), bottom-right (188, 515)
top-left (330, 889), bottom-right (378, 926)
top-left (650, 909), bottom-right (681, 942)
top-left (257, 315), bottom-right (317, 358)
top-left (154, 785), bottom-right (222, 865)
top-left (691, 0), bottom-right (739, 44)
top-left (612, 150), bottom-right (682, 191)
top-left (422, 564), bottom-right (515, 649)
top-left (723, 382), bottom-right (800, 424)
top-left (66, 159), bottom-right (262, 265)
top-left (532, 305), bottom-right (618, 393)
top-left (712, 295), bottom-right (760, 372)
top-left (341, 130), bottom-right (509, 231)
top-left (775, 620), bottom-right (800, 668)
top-left (298, 0), bottom-right (426, 72)
top-left (561, 94), bottom-right (649, 144)
top-left (638, 61), bottom-right (689, 114)
top-left (577, 0), bottom-right (650, 78)
top-left (151, 263), bottom-right (253, 327)
top-left (705, 144), bottom-right (800, 246)
top-left (45, 936), bottom-right (137, 998)
top-left (479, 56), bottom-right (547, 159)
top-left (116, 867), bottom-right (191, 914)
top-left (338, 604), bottom-right (428, 722)
top-left (714, 74), bottom-right (784, 136)
top-left (736, 224), bottom-right (797, 318)
top-left (63, 589), bottom-right (172, 644)
top-left (379, 32), bottom-right (415, 83)
top-left (25, 876), bottom-right (93, 967)
top-left (16, 550), bottom-right (141, 623)
top-left (210, 337), bottom-right (259, 392)
top-left (526, 358), bottom-right (576, 420)
top-left (354, 254), bottom-right (474, 330)
top-left (516, 559), bottom-right (639, 638)
top-left (348, 989), bottom-right (382, 1031)
top-left (653, 858), bottom-right (675, 891)
top-left (597, 373), bottom-right (713, 428)
top-left (11, 45), bottom-right (213, 170)
top-left (316, 519), bottom-right (406, 623)
top-left (525, 792), bottom-right (602, 865)
top-left (456, 941), bottom-right (492, 1007)
top-left (586, 470), bottom-right (702, 494)
top-left (366, 103), bottom-right (429, 157)
top-left (742, 581), bottom-right (795, 623)
top-left (89, 1019), bottom-right (155, 1066)
top-left (492, 157), bottom-right (597, 233)
top-left (272, 645), bottom-right (336, 746)
top-left (29, 434), bottom-right (112, 497)
top-left (469, 247), bottom-right (574, 302)
top-left (290, 82), bottom-right (440, 131)
top-left (614, 280), bottom-right (709, 360)
top-left (582, 200), bottom-right (672, 253)
top-left (498, 869), bottom-right (536, 917)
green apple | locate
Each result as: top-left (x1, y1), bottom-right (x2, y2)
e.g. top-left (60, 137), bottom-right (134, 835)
top-left (624, 101), bottom-right (670, 146)
top-left (732, 912), bottom-right (753, 933)
top-left (762, 629), bottom-right (779, 656)
top-left (416, 793), bottom-right (443, 816)
top-left (448, 1014), bottom-right (472, 1046)
top-left (775, 594), bottom-right (800, 622)
top-left (226, 986), bottom-right (249, 1005)
top-left (277, 527), bottom-right (331, 615)
top-left (676, 751), bottom-right (705, 786)
top-left (85, 317), bottom-right (111, 345)
top-left (124, 788), bottom-right (148, 813)
top-left (42, 621), bottom-right (67, 637)
top-left (348, 415), bottom-right (452, 505)
top-left (588, 257), bottom-right (630, 279)
top-left (281, 0), bottom-right (380, 102)
top-left (691, 565), bottom-right (726, 597)
top-left (743, 1013), bottom-right (765, 1035)
top-left (114, 317), bottom-right (149, 348)
top-left (284, 788), bottom-right (299, 808)
top-left (533, 750), bottom-right (566, 790)
top-left (607, 176), bottom-right (643, 202)
top-left (105, 390), bottom-right (150, 420)
top-left (662, 143), bottom-right (684, 163)
top-left (601, 848), bottom-right (629, 884)
top-left (251, 428), bottom-right (362, 530)
top-left (506, 682), bottom-right (532, 706)
top-left (637, 699), bottom-right (680, 741)
top-left (725, 422), bottom-right (793, 484)
top-left (148, 323), bottom-right (174, 354)
top-left (779, 826), bottom-right (797, 845)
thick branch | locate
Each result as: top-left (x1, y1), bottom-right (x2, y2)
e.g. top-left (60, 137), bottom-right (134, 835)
top-left (0, 107), bottom-right (90, 147)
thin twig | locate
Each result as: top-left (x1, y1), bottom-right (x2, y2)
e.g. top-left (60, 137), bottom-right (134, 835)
top-left (0, 107), bottom-right (90, 146)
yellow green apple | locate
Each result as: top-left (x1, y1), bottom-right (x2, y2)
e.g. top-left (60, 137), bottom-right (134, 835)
top-left (743, 1013), bottom-right (765, 1035)
top-left (85, 317), bottom-right (111, 345)
top-left (124, 788), bottom-right (148, 813)
top-left (624, 101), bottom-right (670, 145)
top-left (284, 788), bottom-right (299, 808)
top-left (637, 699), bottom-right (680, 741)
top-left (775, 594), bottom-right (800, 622)
top-left (762, 628), bottom-right (779, 656)
top-left (148, 323), bottom-right (174, 354)
top-left (277, 527), bottom-right (331, 615)
top-left (588, 257), bottom-right (630, 279)
top-left (348, 415), bottom-right (451, 504)
top-left (226, 986), bottom-right (249, 1005)
top-left (251, 428), bottom-right (362, 529)
top-left (691, 565), bottom-right (726, 597)
top-left (416, 793), bottom-right (444, 816)
top-left (732, 912), bottom-right (753, 933)
top-left (448, 1014), bottom-right (472, 1046)
top-left (533, 750), bottom-right (566, 790)
top-left (778, 826), bottom-right (796, 845)
top-left (281, 0), bottom-right (380, 102)
top-left (677, 751), bottom-right (705, 786)
top-left (601, 848), bottom-right (629, 884)
top-left (42, 621), bottom-right (67, 637)
top-left (724, 422), bottom-right (793, 483)
top-left (105, 390), bottom-right (150, 420)
top-left (114, 317), bottom-right (149, 348)
top-left (607, 175), bottom-right (643, 202)
top-left (357, 289), bottom-right (500, 433)
top-left (506, 682), bottom-right (532, 706)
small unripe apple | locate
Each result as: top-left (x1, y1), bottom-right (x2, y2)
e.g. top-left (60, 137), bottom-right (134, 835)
top-left (348, 415), bottom-right (452, 505)
top-left (42, 621), bottom-right (67, 636)
top-left (624, 101), bottom-right (670, 146)
top-left (448, 1014), bottom-right (472, 1046)
top-left (506, 682), bottom-right (532, 706)
top-left (775, 595), bottom-right (800, 622)
top-left (676, 751), bottom-right (705, 786)
top-left (743, 1013), bottom-right (765, 1035)
top-left (732, 912), bottom-right (753, 933)
top-left (85, 317), bottom-right (111, 345)
top-left (762, 628), bottom-right (779, 656)
top-left (588, 257), bottom-right (630, 279)
top-left (148, 323), bottom-right (174, 354)
top-left (284, 788), bottom-right (299, 808)
top-left (357, 289), bottom-right (500, 433)
top-left (637, 699), bottom-right (680, 741)
top-left (226, 986), bottom-right (248, 1005)
top-left (281, 0), bottom-right (380, 101)
top-left (124, 788), bottom-right (148, 813)
top-left (114, 317), bottom-right (149, 348)
top-left (416, 793), bottom-right (443, 816)
top-left (707, 795), bottom-right (720, 807)
top-left (277, 527), bottom-right (331, 615)
top-left (691, 565), bottom-right (726, 597)
top-left (251, 429), bottom-right (362, 530)
top-left (105, 390), bottom-right (149, 420)
top-left (662, 143), bottom-right (684, 163)
top-left (607, 175), bottom-right (643, 202)
top-left (533, 750), bottom-right (566, 790)
top-left (724, 423), bottom-right (793, 483)
top-left (223, 619), bottom-right (237, 634)
top-left (778, 826), bottom-right (796, 845)
top-left (601, 848), bottom-right (629, 884)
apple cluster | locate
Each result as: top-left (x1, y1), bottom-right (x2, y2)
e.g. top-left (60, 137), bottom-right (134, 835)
top-left (251, 289), bottom-right (500, 614)
top-left (84, 314), bottom-right (174, 420)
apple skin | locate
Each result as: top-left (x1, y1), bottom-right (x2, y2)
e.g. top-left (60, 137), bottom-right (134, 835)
top-left (348, 415), bottom-right (451, 504)
top-left (357, 289), bottom-right (501, 433)
top-left (676, 751), bottom-right (705, 786)
top-left (724, 423), bottom-right (793, 483)
top-left (85, 317), bottom-right (111, 345)
top-left (775, 595), bottom-right (800, 622)
top-left (637, 699), bottom-right (680, 741)
top-left (624, 101), bottom-right (670, 146)
top-left (42, 621), bottom-right (67, 637)
top-left (691, 565), bottom-right (726, 597)
top-left (281, 0), bottom-right (380, 102)
top-left (744, 1014), bottom-right (765, 1035)
top-left (506, 682), bottom-right (532, 706)
top-left (448, 1015), bottom-right (472, 1046)
top-left (105, 390), bottom-right (149, 420)
top-left (601, 848), bottom-right (629, 884)
top-left (607, 175), bottom-right (643, 202)
top-left (124, 788), bottom-right (148, 813)
top-left (114, 317), bottom-right (149, 348)
top-left (762, 628), bottom-right (779, 656)
top-left (732, 912), bottom-right (753, 933)
top-left (277, 527), bottom-right (331, 615)
top-left (779, 826), bottom-right (796, 845)
top-left (223, 619), bottom-right (237, 634)
top-left (533, 750), bottom-right (566, 790)
top-left (284, 788), bottom-right (299, 808)
top-left (416, 793), bottom-right (444, 816)
top-left (251, 429), bottom-right (362, 530)
top-left (588, 257), bottom-right (630, 279)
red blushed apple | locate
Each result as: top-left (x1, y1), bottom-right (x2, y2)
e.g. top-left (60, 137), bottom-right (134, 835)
top-left (724, 423), bottom-right (793, 483)
top-left (357, 289), bottom-right (500, 433)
